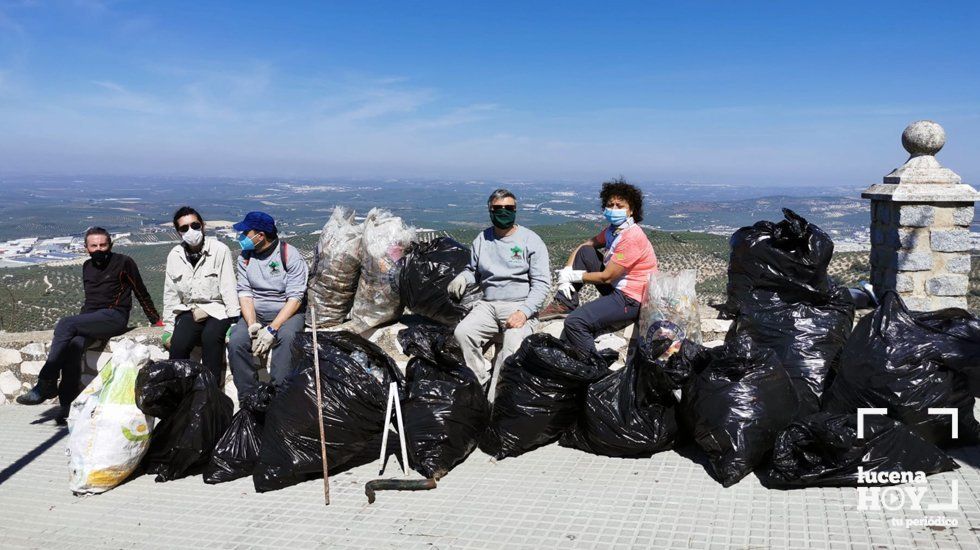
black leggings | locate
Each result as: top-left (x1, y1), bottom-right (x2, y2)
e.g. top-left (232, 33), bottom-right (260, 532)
top-left (169, 311), bottom-right (233, 384)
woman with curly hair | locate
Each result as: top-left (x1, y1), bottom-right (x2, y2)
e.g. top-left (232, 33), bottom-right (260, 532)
top-left (542, 178), bottom-right (658, 356)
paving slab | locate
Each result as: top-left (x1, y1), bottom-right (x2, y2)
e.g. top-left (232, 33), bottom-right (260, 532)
top-left (1, 404), bottom-right (979, 549)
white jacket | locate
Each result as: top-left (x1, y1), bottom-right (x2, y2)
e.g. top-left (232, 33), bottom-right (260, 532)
top-left (162, 237), bottom-right (241, 331)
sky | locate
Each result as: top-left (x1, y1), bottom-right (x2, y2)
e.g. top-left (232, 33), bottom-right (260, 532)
top-left (0, 1), bottom-right (978, 186)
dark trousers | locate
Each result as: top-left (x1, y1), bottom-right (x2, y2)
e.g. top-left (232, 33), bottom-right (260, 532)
top-left (559, 246), bottom-right (641, 355)
top-left (169, 311), bottom-right (234, 384)
top-left (38, 308), bottom-right (129, 407)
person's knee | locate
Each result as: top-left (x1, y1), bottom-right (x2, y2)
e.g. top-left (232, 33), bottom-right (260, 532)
top-left (564, 310), bottom-right (589, 332)
top-left (454, 319), bottom-right (477, 345)
top-left (54, 317), bottom-right (74, 335)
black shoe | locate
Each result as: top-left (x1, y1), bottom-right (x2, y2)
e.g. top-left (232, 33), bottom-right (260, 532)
top-left (16, 378), bottom-right (59, 405)
top-left (55, 406), bottom-right (69, 426)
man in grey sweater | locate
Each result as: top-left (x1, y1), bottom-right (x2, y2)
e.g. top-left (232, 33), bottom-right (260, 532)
top-left (448, 189), bottom-right (551, 401)
top-left (227, 211), bottom-right (308, 401)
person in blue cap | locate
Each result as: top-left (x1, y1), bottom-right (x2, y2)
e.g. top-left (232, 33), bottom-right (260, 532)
top-left (227, 211), bottom-right (308, 401)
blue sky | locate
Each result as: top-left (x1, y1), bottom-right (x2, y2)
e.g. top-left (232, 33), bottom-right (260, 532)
top-left (0, 1), bottom-right (978, 185)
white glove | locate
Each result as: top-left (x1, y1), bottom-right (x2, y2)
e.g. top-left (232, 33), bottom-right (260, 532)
top-left (447, 273), bottom-right (468, 300)
top-left (557, 281), bottom-right (575, 300)
top-left (252, 326), bottom-right (277, 356)
top-left (555, 267), bottom-right (584, 300)
top-left (247, 322), bottom-right (263, 338)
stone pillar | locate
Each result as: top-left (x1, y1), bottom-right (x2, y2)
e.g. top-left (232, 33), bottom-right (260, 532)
top-left (863, 120), bottom-right (978, 311)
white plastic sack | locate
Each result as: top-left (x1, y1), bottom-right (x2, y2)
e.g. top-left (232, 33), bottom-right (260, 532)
top-left (638, 269), bottom-right (702, 362)
top-left (66, 339), bottom-right (155, 494)
top-left (340, 208), bottom-right (415, 333)
top-left (307, 206), bottom-right (364, 328)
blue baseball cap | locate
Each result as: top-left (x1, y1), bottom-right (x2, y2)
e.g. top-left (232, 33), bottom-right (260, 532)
top-left (233, 211), bottom-right (278, 235)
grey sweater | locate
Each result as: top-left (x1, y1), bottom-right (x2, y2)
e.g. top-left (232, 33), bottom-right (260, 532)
top-left (461, 226), bottom-right (551, 317)
top-left (236, 240), bottom-right (308, 311)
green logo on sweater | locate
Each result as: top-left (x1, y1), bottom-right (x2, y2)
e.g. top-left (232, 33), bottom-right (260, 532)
top-left (269, 261), bottom-right (282, 274)
top-left (510, 245), bottom-right (523, 259)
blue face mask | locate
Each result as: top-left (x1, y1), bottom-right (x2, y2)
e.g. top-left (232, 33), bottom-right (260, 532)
top-left (604, 208), bottom-right (628, 227)
top-left (237, 233), bottom-right (256, 251)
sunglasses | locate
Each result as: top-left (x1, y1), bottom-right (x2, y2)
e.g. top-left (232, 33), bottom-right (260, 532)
top-left (489, 205), bottom-right (517, 212)
top-left (177, 222), bottom-right (203, 233)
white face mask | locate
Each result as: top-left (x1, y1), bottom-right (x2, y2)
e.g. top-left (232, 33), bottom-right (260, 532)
top-left (182, 228), bottom-right (204, 247)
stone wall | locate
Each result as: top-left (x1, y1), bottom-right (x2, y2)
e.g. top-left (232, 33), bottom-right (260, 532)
top-left (0, 317), bottom-right (734, 406)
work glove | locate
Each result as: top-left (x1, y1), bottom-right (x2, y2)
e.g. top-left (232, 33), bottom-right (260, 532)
top-left (447, 273), bottom-right (468, 300)
top-left (555, 267), bottom-right (585, 300)
top-left (252, 326), bottom-right (277, 357)
top-left (161, 331), bottom-right (172, 350)
top-left (191, 306), bottom-right (209, 322)
top-left (247, 322), bottom-right (263, 339)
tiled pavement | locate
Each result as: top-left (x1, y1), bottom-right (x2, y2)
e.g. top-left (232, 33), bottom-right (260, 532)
top-left (1, 404), bottom-right (979, 550)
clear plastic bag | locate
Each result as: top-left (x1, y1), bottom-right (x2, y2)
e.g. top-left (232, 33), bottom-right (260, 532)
top-left (341, 208), bottom-right (415, 333)
top-left (638, 269), bottom-right (702, 365)
top-left (66, 340), bottom-right (154, 494)
top-left (306, 206), bottom-right (363, 328)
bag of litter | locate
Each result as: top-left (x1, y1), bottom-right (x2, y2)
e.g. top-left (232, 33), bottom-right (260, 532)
top-left (717, 208), bottom-right (855, 417)
top-left (683, 333), bottom-right (799, 487)
top-left (397, 237), bottom-right (482, 325)
top-left (763, 412), bottom-right (958, 488)
top-left (67, 340), bottom-right (154, 494)
top-left (398, 324), bottom-right (490, 479)
top-left (481, 334), bottom-right (607, 460)
top-left (340, 208), bottom-right (415, 334)
top-left (822, 290), bottom-right (980, 446)
top-left (136, 360), bottom-right (234, 482)
top-left (252, 331), bottom-right (401, 492)
top-left (204, 383), bottom-right (276, 484)
top-left (560, 336), bottom-right (680, 457)
top-left (306, 206), bottom-right (363, 328)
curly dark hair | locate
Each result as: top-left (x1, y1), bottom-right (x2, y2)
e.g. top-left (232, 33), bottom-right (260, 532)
top-left (599, 177), bottom-right (644, 223)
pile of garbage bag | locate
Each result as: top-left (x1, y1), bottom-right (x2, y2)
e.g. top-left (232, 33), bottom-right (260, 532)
top-left (252, 331), bottom-right (401, 492)
top-left (481, 334), bottom-right (608, 460)
top-left (682, 333), bottom-right (799, 487)
top-left (763, 412), bottom-right (958, 488)
top-left (822, 290), bottom-right (980, 446)
top-left (307, 206), bottom-right (363, 328)
top-left (716, 208), bottom-right (855, 418)
top-left (204, 383), bottom-right (276, 484)
top-left (397, 237), bottom-right (482, 326)
top-left (136, 360), bottom-right (234, 482)
top-left (67, 340), bottom-right (155, 494)
top-left (398, 324), bottom-right (490, 479)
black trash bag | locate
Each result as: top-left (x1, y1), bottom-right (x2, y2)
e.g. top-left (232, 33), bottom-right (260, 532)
top-left (397, 237), bottom-right (482, 325)
top-left (398, 324), bottom-right (490, 479)
top-left (822, 291), bottom-right (980, 447)
top-left (480, 334), bottom-right (608, 460)
top-left (683, 333), bottom-right (799, 487)
top-left (204, 383), bottom-right (276, 484)
top-left (716, 208), bottom-right (855, 418)
top-left (253, 331), bottom-right (401, 493)
top-left (762, 412), bottom-right (958, 488)
top-left (136, 360), bottom-right (234, 482)
top-left (559, 336), bottom-right (680, 457)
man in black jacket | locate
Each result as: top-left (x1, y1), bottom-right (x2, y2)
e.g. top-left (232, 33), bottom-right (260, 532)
top-left (17, 227), bottom-right (162, 423)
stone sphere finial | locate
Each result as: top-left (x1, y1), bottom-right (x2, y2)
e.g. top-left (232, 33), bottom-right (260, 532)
top-left (902, 120), bottom-right (945, 157)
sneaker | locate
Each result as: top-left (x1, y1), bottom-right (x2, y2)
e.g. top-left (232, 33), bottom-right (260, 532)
top-left (16, 378), bottom-right (58, 406)
top-left (539, 301), bottom-right (573, 321)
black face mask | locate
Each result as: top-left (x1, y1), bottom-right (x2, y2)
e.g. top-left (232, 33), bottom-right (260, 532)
top-left (90, 250), bottom-right (112, 268)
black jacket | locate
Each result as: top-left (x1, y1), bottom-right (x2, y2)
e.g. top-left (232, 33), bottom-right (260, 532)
top-left (81, 252), bottom-right (161, 324)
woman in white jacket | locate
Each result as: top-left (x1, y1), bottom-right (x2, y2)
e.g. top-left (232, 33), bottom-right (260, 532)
top-left (162, 207), bottom-right (241, 382)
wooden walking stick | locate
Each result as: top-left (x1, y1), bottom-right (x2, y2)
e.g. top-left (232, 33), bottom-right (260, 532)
top-left (309, 300), bottom-right (330, 505)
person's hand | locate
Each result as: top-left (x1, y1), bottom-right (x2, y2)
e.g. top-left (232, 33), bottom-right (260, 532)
top-left (252, 326), bottom-right (277, 356)
top-left (557, 281), bottom-right (575, 300)
top-left (247, 322), bottom-right (263, 339)
top-left (556, 267), bottom-right (573, 285)
top-left (447, 273), bottom-right (468, 300)
top-left (505, 310), bottom-right (527, 329)
top-left (161, 331), bottom-right (172, 350)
